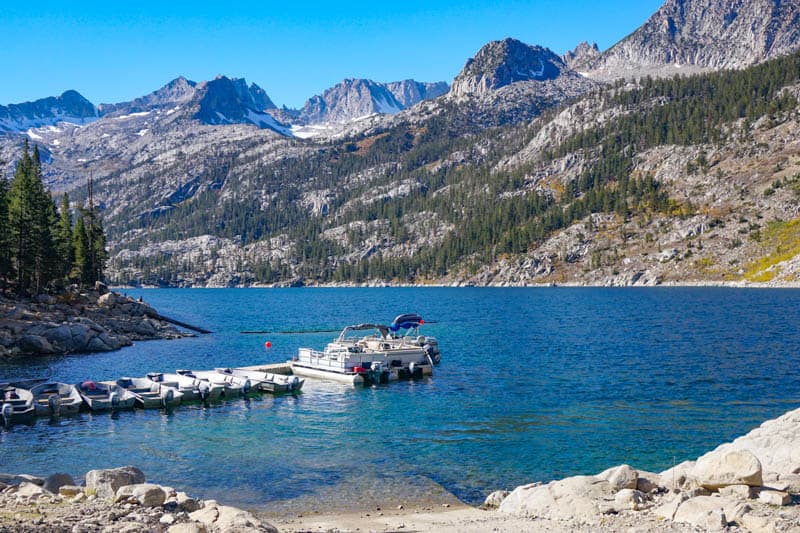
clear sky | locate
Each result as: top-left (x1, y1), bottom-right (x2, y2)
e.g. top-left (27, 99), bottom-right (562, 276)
top-left (0, 0), bottom-right (664, 109)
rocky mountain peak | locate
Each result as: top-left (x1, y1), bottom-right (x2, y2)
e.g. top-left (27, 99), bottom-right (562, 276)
top-left (450, 38), bottom-right (568, 99)
top-left (562, 41), bottom-right (601, 71)
top-left (588, 0), bottom-right (800, 79)
top-left (97, 76), bottom-right (198, 116)
top-left (295, 78), bottom-right (449, 125)
top-left (0, 90), bottom-right (98, 133)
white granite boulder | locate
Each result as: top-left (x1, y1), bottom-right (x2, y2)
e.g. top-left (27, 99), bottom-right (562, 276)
top-left (758, 489), bottom-right (791, 506)
top-left (483, 490), bottom-right (510, 508)
top-left (189, 501), bottom-right (277, 532)
top-left (115, 483), bottom-right (167, 507)
top-left (85, 466), bottom-right (145, 499)
top-left (693, 449), bottom-right (763, 489)
top-left (597, 464), bottom-right (638, 491)
top-left (499, 476), bottom-right (614, 521)
top-left (613, 488), bottom-right (647, 510)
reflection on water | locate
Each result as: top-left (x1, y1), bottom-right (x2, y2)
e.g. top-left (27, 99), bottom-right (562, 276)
top-left (1, 287), bottom-right (800, 511)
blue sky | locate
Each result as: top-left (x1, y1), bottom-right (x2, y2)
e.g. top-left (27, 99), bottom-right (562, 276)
top-left (0, 0), bottom-right (664, 109)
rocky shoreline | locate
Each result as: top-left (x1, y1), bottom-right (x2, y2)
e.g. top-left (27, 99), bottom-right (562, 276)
top-left (5, 406), bottom-right (799, 532)
top-left (0, 466), bottom-right (276, 532)
top-left (483, 405), bottom-right (800, 532)
top-left (0, 286), bottom-right (191, 360)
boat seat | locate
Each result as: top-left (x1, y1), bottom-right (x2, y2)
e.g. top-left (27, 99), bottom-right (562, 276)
top-left (3, 399), bottom-right (28, 406)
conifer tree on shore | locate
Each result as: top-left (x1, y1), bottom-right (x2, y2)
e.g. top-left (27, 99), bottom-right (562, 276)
top-left (1, 142), bottom-right (108, 295)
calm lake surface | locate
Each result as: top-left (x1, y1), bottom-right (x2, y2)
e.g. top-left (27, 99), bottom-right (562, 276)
top-left (2, 288), bottom-right (800, 513)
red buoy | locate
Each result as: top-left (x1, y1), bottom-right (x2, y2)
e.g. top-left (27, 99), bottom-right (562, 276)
top-left (419, 319), bottom-right (425, 325)
top-left (265, 341), bottom-right (272, 349)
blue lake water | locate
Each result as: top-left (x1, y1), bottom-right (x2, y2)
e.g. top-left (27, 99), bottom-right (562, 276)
top-left (2, 288), bottom-right (800, 514)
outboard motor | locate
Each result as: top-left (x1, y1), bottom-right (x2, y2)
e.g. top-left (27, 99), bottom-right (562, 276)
top-left (48, 394), bottom-right (60, 416)
top-left (242, 379), bottom-right (252, 395)
top-left (198, 382), bottom-right (210, 402)
top-left (162, 388), bottom-right (174, 408)
top-left (368, 361), bottom-right (383, 385)
top-left (423, 344), bottom-right (440, 365)
top-left (1, 403), bottom-right (12, 426)
top-left (289, 376), bottom-right (300, 390)
top-left (109, 391), bottom-right (120, 409)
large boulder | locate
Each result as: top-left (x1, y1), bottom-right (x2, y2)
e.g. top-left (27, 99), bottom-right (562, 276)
top-left (98, 293), bottom-right (117, 307)
top-left (15, 481), bottom-right (46, 499)
top-left (85, 466), bottom-right (145, 499)
top-left (499, 476), bottom-right (614, 521)
top-left (483, 489), bottom-right (510, 508)
top-left (115, 483), bottom-right (167, 507)
top-left (696, 408), bottom-right (800, 478)
top-left (597, 464), bottom-right (638, 491)
top-left (613, 488), bottom-right (647, 511)
top-left (43, 472), bottom-right (75, 493)
top-left (214, 504), bottom-right (278, 533)
top-left (671, 495), bottom-right (748, 530)
top-left (16, 334), bottom-right (57, 354)
top-left (693, 449), bottom-right (763, 489)
top-left (190, 502), bottom-right (278, 533)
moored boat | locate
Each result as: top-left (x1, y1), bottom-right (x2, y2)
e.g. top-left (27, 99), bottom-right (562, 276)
top-left (146, 372), bottom-right (223, 402)
top-left (107, 377), bottom-right (183, 409)
top-left (1, 384), bottom-right (35, 425)
top-left (386, 313), bottom-right (441, 364)
top-left (75, 380), bottom-right (137, 411)
top-left (176, 369), bottom-right (251, 397)
top-left (292, 322), bottom-right (434, 385)
top-left (216, 368), bottom-right (304, 393)
top-left (29, 382), bottom-right (83, 417)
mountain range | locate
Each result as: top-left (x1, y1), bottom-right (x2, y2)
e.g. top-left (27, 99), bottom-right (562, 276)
top-left (2, 0), bottom-right (800, 288)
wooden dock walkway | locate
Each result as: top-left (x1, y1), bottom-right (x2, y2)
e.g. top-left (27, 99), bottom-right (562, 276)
top-left (238, 362), bottom-right (293, 375)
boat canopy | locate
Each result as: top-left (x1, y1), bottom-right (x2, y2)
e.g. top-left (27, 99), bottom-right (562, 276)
top-left (338, 323), bottom-right (390, 340)
top-left (389, 313), bottom-right (424, 332)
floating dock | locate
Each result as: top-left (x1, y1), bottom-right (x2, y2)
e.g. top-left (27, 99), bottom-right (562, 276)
top-left (236, 363), bottom-right (293, 375)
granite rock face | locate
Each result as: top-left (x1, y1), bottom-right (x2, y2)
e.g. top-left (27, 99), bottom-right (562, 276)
top-left (450, 38), bottom-right (572, 98)
top-left (588, 0), bottom-right (800, 79)
top-left (295, 78), bottom-right (449, 125)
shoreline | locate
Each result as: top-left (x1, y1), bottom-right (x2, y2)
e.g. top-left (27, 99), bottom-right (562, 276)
top-left (3, 405), bottom-right (798, 532)
top-left (0, 286), bottom-right (194, 360)
top-left (117, 280), bottom-right (800, 289)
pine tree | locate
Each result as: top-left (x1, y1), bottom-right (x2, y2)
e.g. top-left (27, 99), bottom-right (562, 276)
top-left (7, 141), bottom-right (36, 293)
top-left (55, 193), bottom-right (74, 279)
top-left (91, 214), bottom-right (107, 284)
top-left (0, 167), bottom-right (10, 289)
top-left (72, 210), bottom-right (90, 284)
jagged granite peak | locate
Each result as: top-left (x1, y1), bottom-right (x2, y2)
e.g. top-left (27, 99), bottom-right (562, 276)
top-left (97, 76), bottom-right (199, 116)
top-left (0, 90), bottom-right (98, 132)
top-left (562, 41), bottom-right (601, 71)
top-left (296, 78), bottom-right (449, 125)
top-left (193, 76), bottom-right (290, 133)
top-left (384, 80), bottom-right (450, 108)
top-left (589, 0), bottom-right (800, 78)
top-left (450, 38), bottom-right (570, 99)
top-left (230, 78), bottom-right (276, 111)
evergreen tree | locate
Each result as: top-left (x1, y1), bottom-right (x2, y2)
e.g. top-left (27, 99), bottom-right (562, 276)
top-left (72, 209), bottom-right (91, 284)
top-left (0, 167), bottom-right (10, 288)
top-left (7, 141), bottom-right (37, 293)
top-left (55, 193), bottom-right (74, 278)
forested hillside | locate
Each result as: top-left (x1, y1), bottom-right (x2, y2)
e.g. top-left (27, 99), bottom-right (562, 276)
top-left (101, 51), bottom-right (800, 286)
